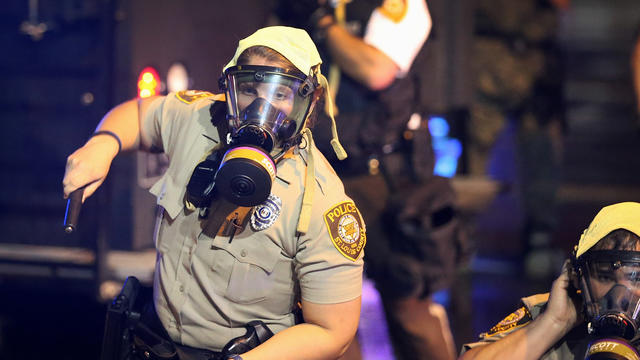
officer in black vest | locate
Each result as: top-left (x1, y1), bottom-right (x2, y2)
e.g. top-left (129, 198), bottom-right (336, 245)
top-left (272, 1), bottom-right (472, 359)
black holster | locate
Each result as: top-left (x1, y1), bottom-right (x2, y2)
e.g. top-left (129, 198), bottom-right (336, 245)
top-left (101, 276), bottom-right (150, 360)
top-left (101, 276), bottom-right (274, 360)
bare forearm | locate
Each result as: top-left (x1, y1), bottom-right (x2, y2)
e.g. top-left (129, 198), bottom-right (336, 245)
top-left (62, 96), bottom-right (158, 198)
top-left (324, 24), bottom-right (398, 90)
top-left (241, 297), bottom-right (360, 360)
top-left (241, 322), bottom-right (354, 360)
top-left (460, 313), bottom-right (570, 360)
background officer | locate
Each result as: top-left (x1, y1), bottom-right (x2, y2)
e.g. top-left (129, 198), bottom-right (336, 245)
top-left (460, 202), bottom-right (640, 360)
top-left (272, 1), bottom-right (471, 359)
top-left (63, 26), bottom-right (366, 359)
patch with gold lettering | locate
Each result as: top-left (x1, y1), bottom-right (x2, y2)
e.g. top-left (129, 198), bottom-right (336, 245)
top-left (378, 0), bottom-right (407, 23)
top-left (175, 90), bottom-right (214, 104)
top-left (482, 306), bottom-right (532, 338)
top-left (324, 201), bottom-right (366, 261)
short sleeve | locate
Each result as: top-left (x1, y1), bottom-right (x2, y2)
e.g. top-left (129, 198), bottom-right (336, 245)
top-left (140, 92), bottom-right (201, 156)
top-left (140, 96), bottom-right (167, 152)
top-left (294, 150), bottom-right (365, 304)
top-left (363, 0), bottom-right (432, 77)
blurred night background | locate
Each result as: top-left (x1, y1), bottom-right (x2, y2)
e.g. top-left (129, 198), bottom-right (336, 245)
top-left (0, 0), bottom-right (639, 359)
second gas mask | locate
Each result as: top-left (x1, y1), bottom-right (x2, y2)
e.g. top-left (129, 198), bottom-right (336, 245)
top-left (574, 250), bottom-right (640, 359)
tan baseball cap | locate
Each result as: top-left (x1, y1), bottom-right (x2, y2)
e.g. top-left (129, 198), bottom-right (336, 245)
top-left (575, 202), bottom-right (640, 258)
top-left (223, 26), bottom-right (322, 75)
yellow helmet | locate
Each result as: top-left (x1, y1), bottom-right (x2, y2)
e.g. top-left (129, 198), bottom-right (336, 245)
top-left (575, 202), bottom-right (640, 258)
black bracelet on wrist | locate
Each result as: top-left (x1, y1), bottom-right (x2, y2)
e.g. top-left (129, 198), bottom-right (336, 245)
top-left (91, 130), bottom-right (122, 153)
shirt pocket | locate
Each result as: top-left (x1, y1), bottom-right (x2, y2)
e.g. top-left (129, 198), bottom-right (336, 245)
top-left (211, 236), bottom-right (283, 305)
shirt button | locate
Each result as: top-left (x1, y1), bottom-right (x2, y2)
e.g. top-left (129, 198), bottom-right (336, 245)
top-left (240, 249), bottom-right (247, 257)
top-left (179, 285), bottom-right (184, 292)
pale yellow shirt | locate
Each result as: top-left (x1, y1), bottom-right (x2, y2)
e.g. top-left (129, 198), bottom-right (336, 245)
top-left (141, 91), bottom-right (364, 351)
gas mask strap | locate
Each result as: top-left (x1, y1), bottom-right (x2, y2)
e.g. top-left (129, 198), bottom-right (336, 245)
top-left (296, 128), bottom-right (316, 235)
top-left (317, 73), bottom-right (347, 160)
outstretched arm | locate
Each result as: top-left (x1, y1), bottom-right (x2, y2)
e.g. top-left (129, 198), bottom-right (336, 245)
top-left (62, 96), bottom-right (159, 201)
top-left (460, 262), bottom-right (580, 360)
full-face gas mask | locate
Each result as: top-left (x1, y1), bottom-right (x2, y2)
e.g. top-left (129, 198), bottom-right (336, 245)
top-left (222, 64), bottom-right (318, 155)
top-left (186, 65), bottom-right (319, 208)
top-left (210, 64), bottom-right (318, 207)
top-left (574, 251), bottom-right (640, 359)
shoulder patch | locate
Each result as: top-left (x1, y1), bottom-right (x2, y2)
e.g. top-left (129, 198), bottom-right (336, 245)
top-left (482, 306), bottom-right (532, 338)
top-left (378, 0), bottom-right (407, 23)
top-left (324, 201), bottom-right (366, 261)
top-left (175, 90), bottom-right (214, 104)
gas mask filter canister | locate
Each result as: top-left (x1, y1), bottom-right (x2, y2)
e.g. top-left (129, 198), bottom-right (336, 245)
top-left (215, 146), bottom-right (276, 207)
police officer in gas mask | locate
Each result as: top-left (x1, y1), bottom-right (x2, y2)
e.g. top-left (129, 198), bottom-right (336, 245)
top-left (460, 202), bottom-right (640, 360)
top-left (63, 26), bottom-right (366, 360)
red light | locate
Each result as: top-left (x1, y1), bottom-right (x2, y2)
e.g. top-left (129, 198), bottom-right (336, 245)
top-left (137, 66), bottom-right (161, 98)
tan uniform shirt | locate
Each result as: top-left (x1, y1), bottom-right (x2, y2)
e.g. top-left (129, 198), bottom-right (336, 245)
top-left (141, 91), bottom-right (365, 351)
top-left (461, 293), bottom-right (591, 360)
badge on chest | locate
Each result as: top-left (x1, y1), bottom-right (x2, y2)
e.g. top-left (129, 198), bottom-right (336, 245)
top-left (250, 194), bottom-right (282, 231)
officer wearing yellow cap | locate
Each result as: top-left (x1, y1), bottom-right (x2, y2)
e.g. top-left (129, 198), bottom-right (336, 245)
top-left (62, 26), bottom-right (365, 359)
top-left (460, 202), bottom-right (640, 360)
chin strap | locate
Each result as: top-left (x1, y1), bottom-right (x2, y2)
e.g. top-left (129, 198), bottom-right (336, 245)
top-left (317, 73), bottom-right (347, 160)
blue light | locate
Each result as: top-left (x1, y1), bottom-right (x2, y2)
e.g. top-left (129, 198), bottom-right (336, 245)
top-left (428, 116), bottom-right (450, 138)
top-left (428, 116), bottom-right (462, 178)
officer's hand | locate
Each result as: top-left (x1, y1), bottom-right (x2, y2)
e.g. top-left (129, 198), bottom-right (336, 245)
top-left (62, 135), bottom-right (119, 202)
top-left (544, 260), bottom-right (583, 335)
top-left (273, 0), bottom-right (332, 35)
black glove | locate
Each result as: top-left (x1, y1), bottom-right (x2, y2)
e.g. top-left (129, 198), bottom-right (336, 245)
top-left (273, 0), bottom-right (334, 41)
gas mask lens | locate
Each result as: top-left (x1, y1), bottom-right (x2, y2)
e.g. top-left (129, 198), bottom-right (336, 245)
top-left (224, 65), bottom-right (315, 155)
top-left (580, 251), bottom-right (640, 340)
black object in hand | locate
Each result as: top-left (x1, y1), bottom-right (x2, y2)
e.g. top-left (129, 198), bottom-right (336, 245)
top-left (63, 187), bottom-right (85, 233)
